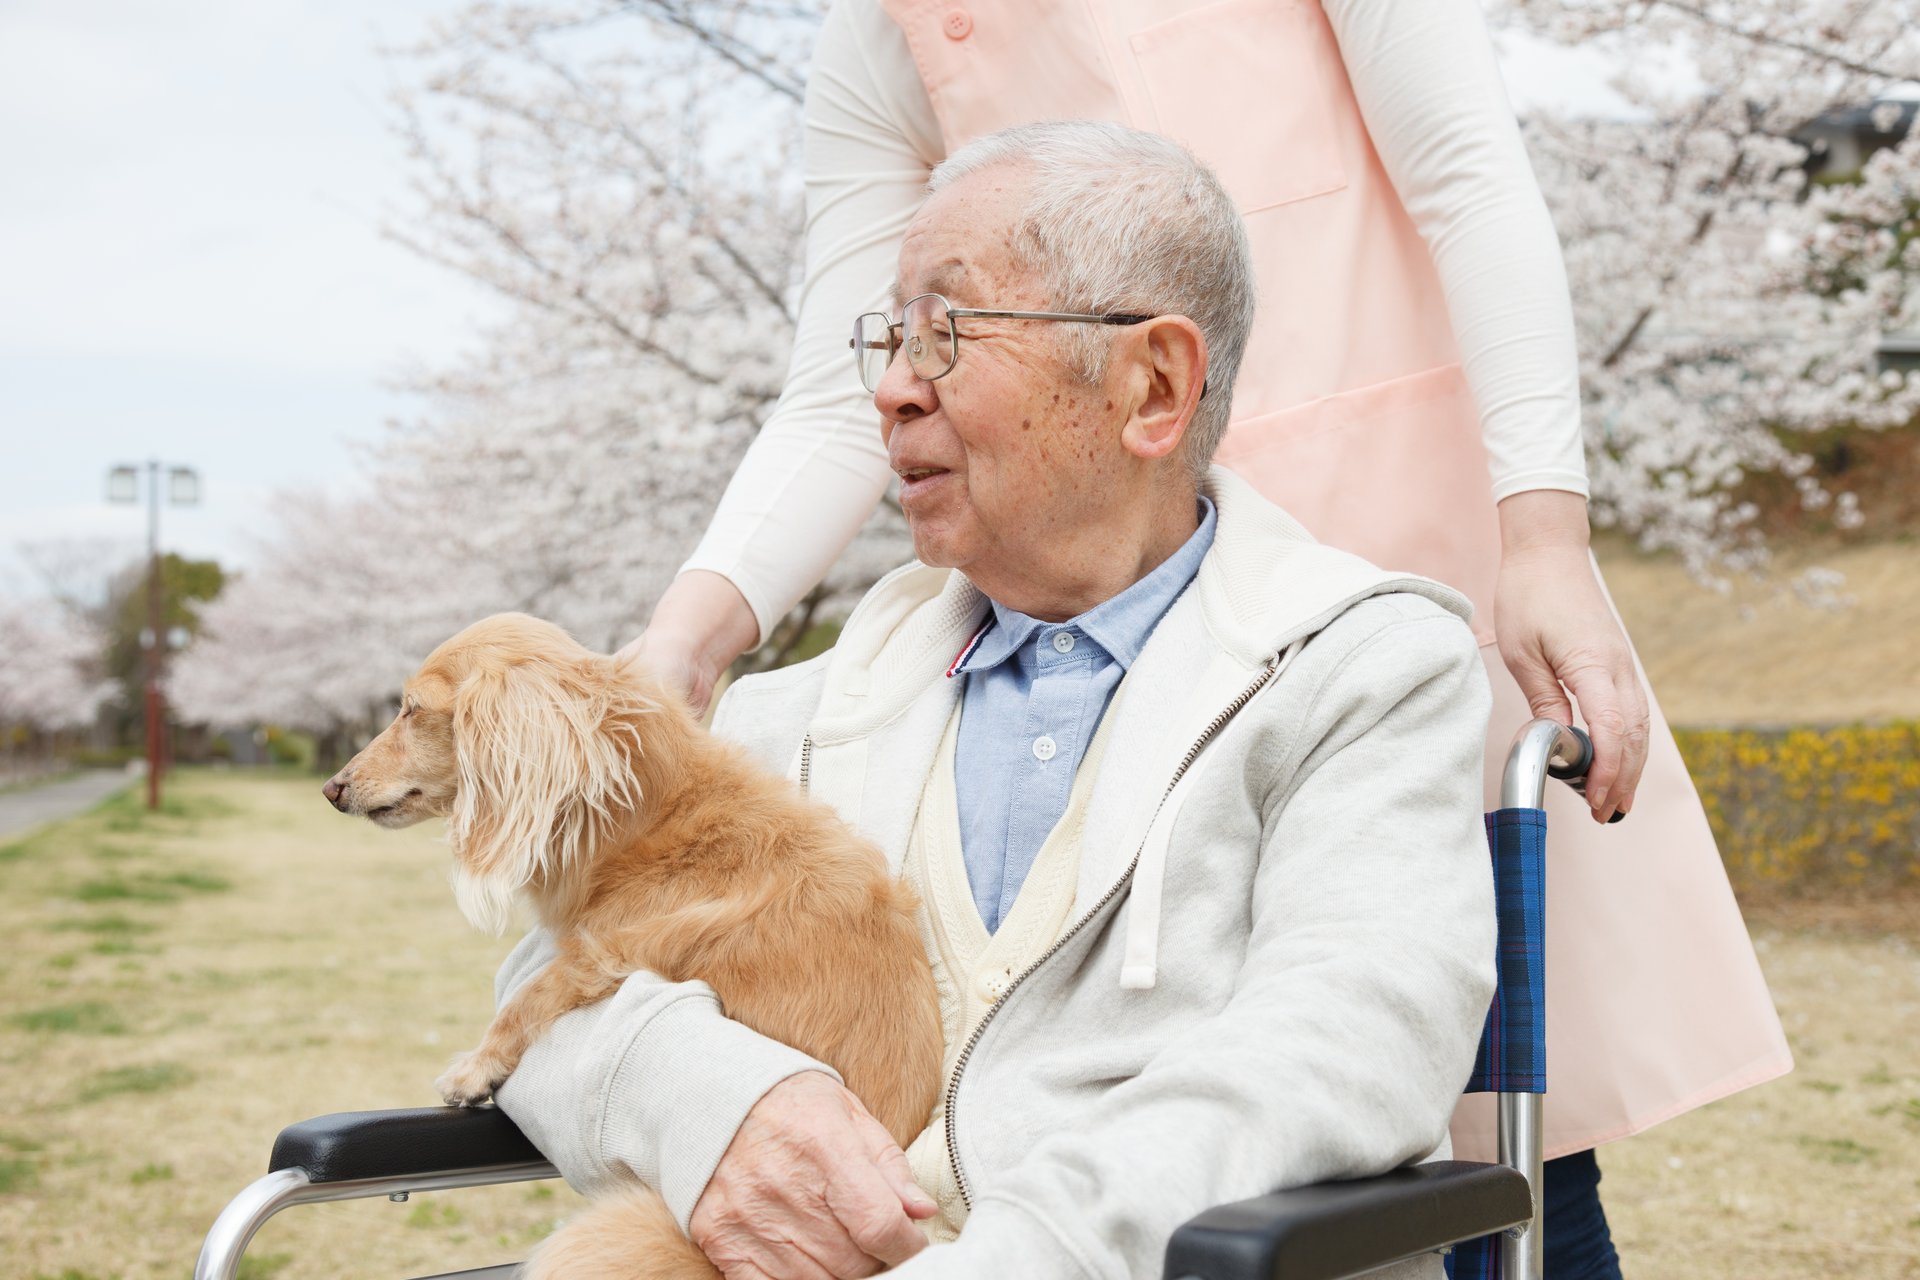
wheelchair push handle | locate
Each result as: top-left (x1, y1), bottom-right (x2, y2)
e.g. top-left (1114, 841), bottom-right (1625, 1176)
top-left (1501, 719), bottom-right (1624, 821)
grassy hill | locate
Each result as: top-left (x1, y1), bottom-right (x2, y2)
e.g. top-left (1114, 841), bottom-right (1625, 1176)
top-left (1595, 420), bottom-right (1920, 726)
top-left (1598, 536), bottom-right (1920, 727)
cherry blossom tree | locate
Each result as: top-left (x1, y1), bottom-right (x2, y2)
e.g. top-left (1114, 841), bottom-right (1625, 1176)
top-left (380, 0), bottom-right (1920, 592)
top-left (1492, 0), bottom-right (1920, 582)
top-left (171, 491), bottom-right (456, 738)
top-left (0, 599), bottom-right (113, 750)
top-left (178, 0), bottom-right (1920, 732)
top-left (175, 0), bottom-right (904, 735)
top-left (378, 0), bottom-right (904, 646)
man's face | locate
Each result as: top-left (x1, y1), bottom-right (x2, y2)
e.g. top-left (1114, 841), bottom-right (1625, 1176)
top-left (876, 167), bottom-right (1130, 590)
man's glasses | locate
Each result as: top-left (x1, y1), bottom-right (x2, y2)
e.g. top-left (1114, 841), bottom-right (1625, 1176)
top-left (850, 292), bottom-right (1152, 393)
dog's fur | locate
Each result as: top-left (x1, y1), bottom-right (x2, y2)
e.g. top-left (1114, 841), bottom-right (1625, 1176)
top-left (325, 613), bottom-right (943, 1279)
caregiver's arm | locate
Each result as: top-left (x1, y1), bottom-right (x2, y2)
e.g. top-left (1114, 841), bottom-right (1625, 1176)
top-left (624, 0), bottom-right (938, 711)
top-left (1326, 0), bottom-right (1648, 818)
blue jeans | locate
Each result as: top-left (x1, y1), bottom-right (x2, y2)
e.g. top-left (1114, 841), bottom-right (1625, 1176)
top-left (1444, 1149), bottom-right (1622, 1278)
top-left (1541, 1149), bottom-right (1622, 1278)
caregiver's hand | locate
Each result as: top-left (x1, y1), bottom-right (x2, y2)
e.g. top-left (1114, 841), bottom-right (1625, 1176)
top-left (616, 570), bottom-right (762, 717)
top-left (1495, 490), bottom-right (1648, 823)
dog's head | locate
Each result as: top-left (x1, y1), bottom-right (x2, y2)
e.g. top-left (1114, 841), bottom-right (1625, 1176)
top-left (323, 612), bottom-right (676, 933)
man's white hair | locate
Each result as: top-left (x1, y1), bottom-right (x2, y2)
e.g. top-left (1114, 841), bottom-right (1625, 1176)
top-left (928, 120), bottom-right (1256, 482)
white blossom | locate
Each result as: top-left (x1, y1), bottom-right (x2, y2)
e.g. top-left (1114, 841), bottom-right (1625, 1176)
top-left (0, 602), bottom-right (113, 732)
top-left (1493, 0), bottom-right (1920, 573)
top-left (177, 0), bottom-right (1920, 730)
top-left (176, 1), bottom-right (904, 733)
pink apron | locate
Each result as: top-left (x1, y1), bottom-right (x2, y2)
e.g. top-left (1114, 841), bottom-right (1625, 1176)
top-left (882, 0), bottom-right (1790, 1160)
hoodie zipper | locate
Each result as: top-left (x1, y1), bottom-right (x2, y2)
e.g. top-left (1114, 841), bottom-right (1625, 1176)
top-left (939, 652), bottom-right (1284, 1210)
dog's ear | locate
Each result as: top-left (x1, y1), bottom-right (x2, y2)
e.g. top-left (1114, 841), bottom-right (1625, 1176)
top-left (446, 652), bottom-right (647, 934)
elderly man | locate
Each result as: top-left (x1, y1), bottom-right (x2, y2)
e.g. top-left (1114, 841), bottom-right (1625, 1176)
top-left (496, 121), bottom-right (1495, 1279)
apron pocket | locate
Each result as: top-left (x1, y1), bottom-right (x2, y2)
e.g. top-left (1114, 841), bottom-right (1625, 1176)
top-left (1125, 0), bottom-right (1348, 213)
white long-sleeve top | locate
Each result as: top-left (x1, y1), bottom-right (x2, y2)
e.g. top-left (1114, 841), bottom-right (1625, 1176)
top-left (682, 0), bottom-right (1590, 643)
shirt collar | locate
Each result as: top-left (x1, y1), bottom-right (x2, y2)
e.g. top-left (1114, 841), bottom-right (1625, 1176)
top-left (951, 496), bottom-right (1218, 677)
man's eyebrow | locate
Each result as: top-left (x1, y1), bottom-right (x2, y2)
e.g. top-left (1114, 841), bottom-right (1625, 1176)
top-left (891, 261), bottom-right (970, 311)
top-left (925, 261), bottom-right (968, 298)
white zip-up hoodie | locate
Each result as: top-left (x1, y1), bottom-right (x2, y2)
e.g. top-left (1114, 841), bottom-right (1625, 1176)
top-left (494, 467), bottom-right (1496, 1279)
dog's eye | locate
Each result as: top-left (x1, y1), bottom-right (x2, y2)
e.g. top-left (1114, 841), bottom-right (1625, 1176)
top-left (401, 701), bottom-right (415, 719)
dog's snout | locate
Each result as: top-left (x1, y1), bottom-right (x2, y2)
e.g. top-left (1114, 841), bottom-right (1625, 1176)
top-left (323, 777), bottom-right (348, 809)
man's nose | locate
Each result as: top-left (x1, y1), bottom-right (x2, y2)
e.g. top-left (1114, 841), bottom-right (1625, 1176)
top-left (322, 776), bottom-right (348, 809)
top-left (874, 343), bottom-right (936, 425)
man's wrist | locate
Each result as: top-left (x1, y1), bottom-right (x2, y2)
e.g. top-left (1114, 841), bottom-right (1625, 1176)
top-left (602, 996), bottom-right (840, 1230)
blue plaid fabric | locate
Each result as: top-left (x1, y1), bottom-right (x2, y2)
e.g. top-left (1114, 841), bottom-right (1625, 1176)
top-left (1446, 1237), bottom-right (1499, 1280)
top-left (1448, 806), bottom-right (1548, 1280)
top-left (1466, 808), bottom-right (1546, 1095)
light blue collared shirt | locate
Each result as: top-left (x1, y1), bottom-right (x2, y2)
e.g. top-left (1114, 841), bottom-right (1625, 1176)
top-left (951, 498), bottom-right (1217, 933)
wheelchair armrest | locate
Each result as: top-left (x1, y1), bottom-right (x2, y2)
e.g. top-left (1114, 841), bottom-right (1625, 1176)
top-left (200, 1108), bottom-right (557, 1280)
top-left (270, 1106), bottom-right (546, 1182)
top-left (1163, 1160), bottom-right (1532, 1280)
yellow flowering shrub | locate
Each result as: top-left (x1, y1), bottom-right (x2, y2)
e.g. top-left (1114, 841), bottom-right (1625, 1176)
top-left (1673, 722), bottom-right (1920, 893)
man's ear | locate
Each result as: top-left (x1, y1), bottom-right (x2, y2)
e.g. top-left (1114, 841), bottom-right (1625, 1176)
top-left (1119, 315), bottom-right (1208, 462)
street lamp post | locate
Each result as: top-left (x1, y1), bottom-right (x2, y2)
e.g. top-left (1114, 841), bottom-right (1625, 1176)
top-left (108, 461), bottom-right (200, 809)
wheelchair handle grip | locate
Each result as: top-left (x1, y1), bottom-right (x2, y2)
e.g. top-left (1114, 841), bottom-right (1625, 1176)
top-left (1546, 725), bottom-right (1593, 782)
top-left (1501, 720), bottom-right (1625, 821)
top-left (1553, 726), bottom-right (1628, 823)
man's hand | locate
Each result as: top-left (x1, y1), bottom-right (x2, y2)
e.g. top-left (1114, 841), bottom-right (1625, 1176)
top-left (690, 1072), bottom-right (935, 1280)
top-left (1495, 492), bottom-right (1649, 823)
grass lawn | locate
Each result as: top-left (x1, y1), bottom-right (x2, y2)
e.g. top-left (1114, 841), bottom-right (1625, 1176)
top-left (1602, 901), bottom-right (1920, 1278)
top-left (0, 769), bottom-right (578, 1279)
top-left (0, 770), bottom-right (1915, 1278)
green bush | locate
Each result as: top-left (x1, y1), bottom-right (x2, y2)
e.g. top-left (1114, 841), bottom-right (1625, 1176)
top-left (262, 726), bottom-right (315, 769)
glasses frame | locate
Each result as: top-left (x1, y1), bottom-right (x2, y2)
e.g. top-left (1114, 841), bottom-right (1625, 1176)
top-left (850, 292), bottom-right (1153, 393)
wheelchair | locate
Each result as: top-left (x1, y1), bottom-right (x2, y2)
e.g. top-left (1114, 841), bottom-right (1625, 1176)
top-left (197, 718), bottom-right (1594, 1280)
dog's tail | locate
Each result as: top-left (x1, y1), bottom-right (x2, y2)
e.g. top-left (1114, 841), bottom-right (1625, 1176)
top-left (525, 1182), bottom-right (720, 1280)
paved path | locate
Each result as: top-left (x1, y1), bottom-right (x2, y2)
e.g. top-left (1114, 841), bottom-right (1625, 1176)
top-left (0, 770), bottom-right (133, 842)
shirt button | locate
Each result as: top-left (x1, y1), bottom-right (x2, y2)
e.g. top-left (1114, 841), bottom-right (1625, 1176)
top-left (979, 973), bottom-right (1007, 1000)
top-left (1031, 735), bottom-right (1057, 762)
top-left (943, 8), bottom-right (972, 39)
top-left (1051, 631), bottom-right (1076, 654)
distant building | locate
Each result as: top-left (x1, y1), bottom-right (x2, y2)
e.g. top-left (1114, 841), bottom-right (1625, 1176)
top-left (1795, 99), bottom-right (1920, 370)
top-left (1796, 98), bottom-right (1917, 180)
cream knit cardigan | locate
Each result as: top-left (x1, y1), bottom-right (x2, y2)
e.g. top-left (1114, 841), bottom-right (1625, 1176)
top-left (904, 706), bottom-right (1119, 1240)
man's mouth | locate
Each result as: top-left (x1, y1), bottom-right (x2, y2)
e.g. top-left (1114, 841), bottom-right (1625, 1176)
top-left (897, 467), bottom-right (950, 504)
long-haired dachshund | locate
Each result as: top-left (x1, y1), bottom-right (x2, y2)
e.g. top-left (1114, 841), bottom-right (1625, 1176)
top-left (323, 612), bottom-right (941, 1278)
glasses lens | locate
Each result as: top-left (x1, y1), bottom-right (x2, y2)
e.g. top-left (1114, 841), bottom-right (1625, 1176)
top-left (902, 295), bottom-right (957, 381)
top-left (853, 313), bottom-right (895, 392)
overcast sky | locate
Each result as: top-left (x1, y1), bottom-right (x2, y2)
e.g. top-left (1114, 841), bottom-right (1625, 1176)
top-left (0, 1), bottom-right (1629, 601)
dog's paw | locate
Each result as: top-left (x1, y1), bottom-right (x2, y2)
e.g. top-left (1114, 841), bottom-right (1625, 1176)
top-left (435, 1050), bottom-right (506, 1106)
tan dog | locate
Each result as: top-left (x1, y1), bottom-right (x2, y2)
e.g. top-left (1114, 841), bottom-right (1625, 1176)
top-left (323, 613), bottom-right (942, 1278)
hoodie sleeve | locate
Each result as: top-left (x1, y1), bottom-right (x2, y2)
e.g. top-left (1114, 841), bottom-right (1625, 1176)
top-left (888, 601), bottom-right (1496, 1279)
top-left (487, 929), bottom-right (840, 1231)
